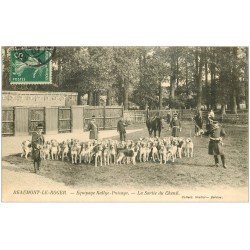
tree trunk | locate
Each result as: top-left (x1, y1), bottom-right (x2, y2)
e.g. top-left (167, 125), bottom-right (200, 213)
top-left (92, 92), bottom-right (96, 106)
top-left (106, 89), bottom-right (111, 106)
top-left (245, 48), bottom-right (248, 109)
top-left (210, 48), bottom-right (216, 109)
top-left (236, 94), bottom-right (241, 110)
top-left (96, 91), bottom-right (100, 106)
top-left (245, 80), bottom-right (248, 109)
top-left (185, 60), bottom-right (189, 95)
top-left (230, 92), bottom-right (237, 114)
top-left (195, 48), bottom-right (204, 110)
top-left (77, 91), bottom-right (83, 105)
top-left (176, 56), bottom-right (179, 88)
top-left (123, 86), bottom-right (129, 110)
top-left (139, 49), bottom-right (146, 85)
top-left (88, 91), bottom-right (93, 105)
top-left (57, 59), bottom-right (62, 87)
top-left (159, 82), bottom-right (162, 109)
top-left (231, 47), bottom-right (238, 114)
top-left (170, 76), bottom-right (175, 99)
top-left (169, 51), bottom-right (176, 107)
top-left (204, 48), bottom-right (209, 109)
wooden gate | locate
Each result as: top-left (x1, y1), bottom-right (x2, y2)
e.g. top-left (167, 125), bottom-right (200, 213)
top-left (2, 107), bottom-right (15, 136)
top-left (83, 106), bottom-right (123, 131)
top-left (83, 106), bottom-right (105, 131)
top-left (28, 107), bottom-right (45, 134)
top-left (58, 107), bottom-right (71, 133)
top-left (105, 106), bottom-right (123, 129)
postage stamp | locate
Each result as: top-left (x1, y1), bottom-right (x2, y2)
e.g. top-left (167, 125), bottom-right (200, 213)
top-left (9, 47), bottom-right (53, 84)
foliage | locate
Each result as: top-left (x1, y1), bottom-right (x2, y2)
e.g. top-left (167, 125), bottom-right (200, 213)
top-left (2, 46), bottom-right (248, 112)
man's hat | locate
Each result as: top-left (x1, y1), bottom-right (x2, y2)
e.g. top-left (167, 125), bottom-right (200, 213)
top-left (92, 115), bottom-right (96, 118)
top-left (173, 113), bottom-right (178, 117)
top-left (37, 123), bottom-right (44, 129)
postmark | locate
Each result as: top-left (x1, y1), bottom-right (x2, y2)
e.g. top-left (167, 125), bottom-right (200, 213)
top-left (10, 47), bottom-right (54, 84)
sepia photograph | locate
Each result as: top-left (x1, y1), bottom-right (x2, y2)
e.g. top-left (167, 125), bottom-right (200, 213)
top-left (1, 46), bottom-right (248, 202)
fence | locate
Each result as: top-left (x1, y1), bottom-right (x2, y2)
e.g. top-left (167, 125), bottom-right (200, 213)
top-left (124, 109), bottom-right (181, 124)
top-left (221, 113), bottom-right (248, 124)
top-left (124, 109), bottom-right (248, 125)
top-left (124, 110), bottom-right (146, 124)
top-left (2, 105), bottom-right (123, 136)
top-left (1, 106), bottom-right (247, 136)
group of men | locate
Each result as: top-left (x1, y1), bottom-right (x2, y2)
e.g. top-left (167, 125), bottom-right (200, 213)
top-left (88, 115), bottom-right (127, 141)
top-left (31, 109), bottom-right (226, 173)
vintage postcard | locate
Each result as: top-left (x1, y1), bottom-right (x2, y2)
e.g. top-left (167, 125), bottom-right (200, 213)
top-left (1, 46), bottom-right (248, 202)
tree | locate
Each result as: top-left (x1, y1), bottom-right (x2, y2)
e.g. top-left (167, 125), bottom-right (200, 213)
top-left (113, 47), bottom-right (139, 110)
top-left (194, 47), bottom-right (205, 110)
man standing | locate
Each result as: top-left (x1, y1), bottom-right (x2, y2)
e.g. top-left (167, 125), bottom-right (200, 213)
top-left (204, 120), bottom-right (227, 168)
top-left (117, 117), bottom-right (127, 141)
top-left (193, 109), bottom-right (203, 136)
top-left (166, 110), bottom-right (172, 125)
top-left (170, 113), bottom-right (182, 137)
top-left (31, 123), bottom-right (45, 173)
top-left (206, 109), bottom-right (215, 130)
top-left (88, 115), bottom-right (99, 140)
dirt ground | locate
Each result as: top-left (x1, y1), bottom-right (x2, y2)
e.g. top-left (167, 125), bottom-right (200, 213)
top-left (2, 122), bottom-right (248, 189)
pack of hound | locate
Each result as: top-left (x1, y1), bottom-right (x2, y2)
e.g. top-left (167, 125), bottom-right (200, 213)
top-left (21, 137), bottom-right (194, 167)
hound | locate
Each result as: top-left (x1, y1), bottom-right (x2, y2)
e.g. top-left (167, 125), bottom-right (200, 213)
top-left (109, 143), bottom-right (117, 164)
top-left (71, 141), bottom-right (80, 164)
top-left (51, 140), bottom-right (59, 160)
top-left (151, 142), bottom-right (159, 162)
top-left (21, 140), bottom-right (32, 159)
top-left (186, 138), bottom-right (194, 157)
top-left (60, 141), bottom-right (69, 161)
top-left (42, 141), bottom-right (51, 160)
top-left (166, 140), bottom-right (178, 163)
top-left (95, 144), bottom-right (103, 167)
top-left (159, 143), bottom-right (167, 164)
top-left (103, 143), bottom-right (111, 166)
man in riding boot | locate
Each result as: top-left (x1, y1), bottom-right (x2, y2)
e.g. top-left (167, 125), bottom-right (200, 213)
top-left (31, 123), bottom-right (45, 173)
top-left (88, 115), bottom-right (99, 140)
top-left (204, 120), bottom-right (227, 168)
top-left (170, 113), bottom-right (182, 137)
top-left (117, 117), bottom-right (127, 141)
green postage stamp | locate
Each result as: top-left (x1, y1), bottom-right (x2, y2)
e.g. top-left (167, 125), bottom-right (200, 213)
top-left (10, 47), bottom-right (53, 84)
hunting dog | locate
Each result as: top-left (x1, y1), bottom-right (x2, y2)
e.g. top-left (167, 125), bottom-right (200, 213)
top-left (71, 141), bottom-right (80, 164)
top-left (94, 144), bottom-right (103, 167)
top-left (159, 143), bottom-right (167, 164)
top-left (166, 140), bottom-right (178, 162)
top-left (59, 141), bottom-right (69, 161)
top-left (42, 141), bottom-right (51, 160)
top-left (116, 147), bottom-right (137, 165)
top-left (177, 137), bottom-right (186, 159)
top-left (51, 140), bottom-right (59, 160)
top-left (21, 140), bottom-right (32, 159)
top-left (186, 138), bottom-right (194, 157)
